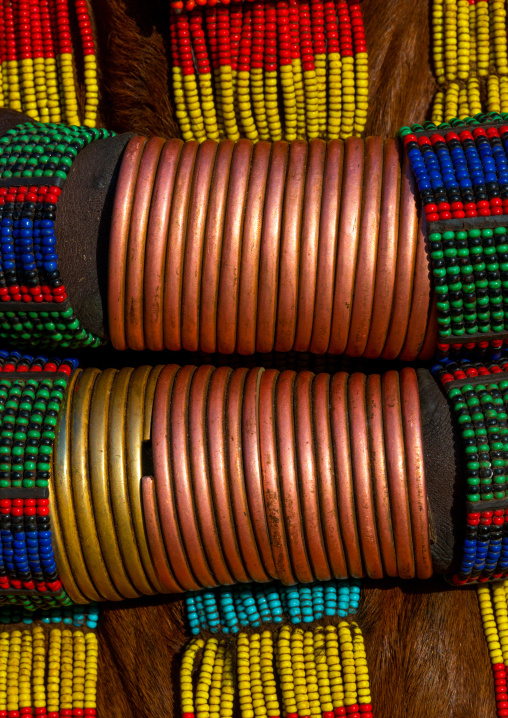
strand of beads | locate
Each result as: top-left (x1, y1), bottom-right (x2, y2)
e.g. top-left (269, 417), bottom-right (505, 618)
top-left (431, 0), bottom-right (508, 123)
top-left (0, 602), bottom-right (99, 627)
top-left (169, 0), bottom-right (368, 141)
top-left (0, 0), bottom-right (99, 127)
top-left (478, 582), bottom-right (508, 718)
top-left (185, 581), bottom-right (361, 635)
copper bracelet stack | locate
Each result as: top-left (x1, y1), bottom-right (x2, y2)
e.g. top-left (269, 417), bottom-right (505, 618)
top-left (109, 135), bottom-right (436, 359)
top-left (49, 364), bottom-right (432, 603)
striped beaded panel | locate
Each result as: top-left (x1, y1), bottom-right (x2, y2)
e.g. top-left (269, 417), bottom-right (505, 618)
top-left (0, 352), bottom-right (77, 607)
top-left (0, 121), bottom-right (114, 350)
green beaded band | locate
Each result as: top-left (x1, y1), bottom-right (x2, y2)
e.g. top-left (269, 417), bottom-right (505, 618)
top-left (0, 121), bottom-right (116, 349)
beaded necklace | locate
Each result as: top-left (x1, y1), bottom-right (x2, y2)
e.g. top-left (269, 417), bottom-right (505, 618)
top-left (169, 0), bottom-right (368, 142)
top-left (0, 0), bottom-right (98, 128)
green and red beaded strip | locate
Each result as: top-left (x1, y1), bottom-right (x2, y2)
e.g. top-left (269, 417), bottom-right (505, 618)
top-left (0, 120), bottom-right (115, 349)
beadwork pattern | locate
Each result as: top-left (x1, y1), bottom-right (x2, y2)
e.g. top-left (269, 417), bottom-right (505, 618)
top-left (185, 580), bottom-right (361, 634)
top-left (478, 581), bottom-right (508, 718)
top-left (431, 0), bottom-right (508, 123)
top-left (0, 0), bottom-right (99, 127)
top-left (169, 0), bottom-right (368, 141)
top-left (0, 601), bottom-right (99, 628)
top-left (0, 120), bottom-right (115, 349)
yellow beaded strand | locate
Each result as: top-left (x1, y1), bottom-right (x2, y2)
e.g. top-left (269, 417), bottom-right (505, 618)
top-left (327, 47), bottom-right (341, 140)
top-left (351, 623), bottom-right (372, 708)
top-left (476, 0), bottom-right (489, 78)
top-left (249, 633), bottom-right (267, 718)
top-left (209, 641), bottom-right (225, 718)
top-left (433, 0), bottom-right (445, 86)
top-left (491, 0), bottom-right (508, 76)
top-left (338, 621), bottom-right (357, 711)
top-left (314, 627), bottom-right (333, 716)
top-left (19, 629), bottom-right (33, 715)
top-left (181, 638), bottom-right (204, 715)
top-left (85, 632), bottom-right (98, 713)
top-left (468, 75), bottom-right (482, 115)
top-left (291, 628), bottom-right (311, 718)
top-left (83, 54), bottom-right (99, 127)
top-left (354, 51), bottom-right (368, 137)
top-left (260, 631), bottom-right (279, 718)
top-left (32, 626), bottom-right (46, 715)
top-left (444, 0), bottom-right (458, 83)
top-left (47, 628), bottom-right (61, 715)
top-left (432, 89), bottom-right (445, 124)
top-left (325, 625), bottom-right (345, 713)
top-left (478, 584), bottom-right (504, 667)
top-left (277, 625), bottom-right (298, 717)
top-left (488, 72), bottom-right (501, 113)
top-left (197, 637), bottom-right (219, 718)
top-left (457, 0), bottom-right (469, 81)
top-left (73, 630), bottom-right (87, 714)
top-left (303, 631), bottom-right (320, 718)
top-left (444, 80), bottom-right (460, 121)
top-left (20, 57), bottom-right (40, 120)
top-left (44, 55), bottom-right (62, 124)
top-left (58, 53), bottom-right (80, 126)
top-left (340, 54), bottom-right (354, 139)
top-left (501, 75), bottom-right (508, 113)
top-left (61, 629), bottom-right (74, 714)
top-left (0, 631), bottom-right (8, 715)
top-left (237, 633), bottom-right (253, 718)
top-left (7, 630), bottom-right (21, 715)
top-left (221, 645), bottom-right (235, 718)
top-left (458, 83), bottom-right (469, 117)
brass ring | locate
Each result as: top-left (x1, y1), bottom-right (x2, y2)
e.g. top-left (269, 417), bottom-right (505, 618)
top-left (125, 136), bottom-right (165, 350)
top-left (181, 140), bottom-right (218, 351)
top-left (347, 373), bottom-right (384, 578)
top-left (89, 368), bottom-right (140, 598)
top-left (295, 371), bottom-right (331, 581)
top-left (50, 369), bottom-right (89, 604)
top-left (108, 366), bottom-right (159, 595)
top-left (382, 146), bottom-right (419, 359)
top-left (144, 139), bottom-right (183, 351)
top-left (163, 141), bottom-right (198, 351)
top-left (152, 364), bottom-right (201, 590)
top-left (293, 139), bottom-right (326, 352)
top-left (217, 139), bottom-right (253, 354)
top-left (346, 136), bottom-right (383, 357)
top-left (365, 374), bottom-right (398, 577)
top-left (364, 139), bottom-right (402, 358)
top-left (382, 370), bottom-right (416, 579)
top-left (310, 139), bottom-right (344, 354)
top-left (207, 367), bottom-right (250, 583)
top-left (171, 365), bottom-right (217, 587)
top-left (256, 142), bottom-right (289, 353)
top-left (70, 368), bottom-right (123, 600)
top-left (399, 214), bottom-right (432, 361)
top-left (329, 136), bottom-right (364, 355)
top-left (259, 369), bottom-right (295, 584)
top-left (242, 367), bottom-right (278, 578)
top-left (313, 372), bottom-right (348, 578)
top-left (330, 372), bottom-right (364, 577)
top-left (141, 476), bottom-right (183, 594)
top-left (108, 135), bottom-right (147, 350)
top-left (125, 365), bottom-right (167, 592)
top-left (275, 139), bottom-right (308, 352)
top-left (275, 370), bottom-right (314, 583)
top-left (226, 368), bottom-right (269, 583)
top-left (400, 367), bottom-right (433, 579)
top-left (199, 140), bottom-right (234, 353)
top-left (237, 141), bottom-right (271, 355)
top-left (189, 365), bottom-right (235, 585)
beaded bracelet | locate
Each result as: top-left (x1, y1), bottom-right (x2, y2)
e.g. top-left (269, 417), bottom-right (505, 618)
top-left (0, 352), bottom-right (77, 609)
top-left (185, 580), bottom-right (361, 634)
top-left (0, 120), bottom-right (115, 350)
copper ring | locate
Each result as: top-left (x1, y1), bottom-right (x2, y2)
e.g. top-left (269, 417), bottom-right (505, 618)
top-left (293, 139), bottom-right (326, 352)
top-left (70, 368), bottom-right (123, 601)
top-left (217, 139), bottom-right (253, 354)
top-left (295, 371), bottom-right (331, 581)
top-left (312, 372), bottom-right (348, 578)
top-left (329, 372), bottom-right (364, 577)
top-left (237, 141), bottom-right (271, 355)
top-left (258, 369), bottom-right (295, 584)
top-left (108, 135), bottom-right (146, 350)
top-left (199, 140), bottom-right (234, 353)
top-left (89, 368), bottom-right (140, 598)
top-left (109, 367), bottom-right (159, 595)
top-left (328, 136), bottom-right (364, 355)
top-left (275, 370), bottom-right (314, 583)
top-left (124, 136), bottom-right (165, 350)
top-left (364, 139), bottom-right (402, 358)
top-left (381, 370), bottom-right (416, 579)
top-left (382, 146), bottom-right (420, 359)
top-left (347, 373), bottom-right (384, 579)
top-left (171, 365), bottom-right (217, 587)
top-left (151, 364), bottom-right (201, 590)
top-left (242, 367), bottom-right (278, 578)
top-left (189, 365), bottom-right (235, 585)
top-left (207, 367), bottom-right (250, 583)
top-left (141, 476), bottom-right (183, 593)
top-left (163, 141), bottom-right (198, 351)
top-left (53, 369), bottom-right (102, 602)
top-left (226, 368), bottom-right (269, 582)
top-left (399, 214), bottom-right (432, 361)
top-left (365, 374), bottom-right (398, 577)
top-left (417, 292), bottom-right (438, 361)
top-left (144, 365), bottom-right (164, 442)
top-left (310, 139), bottom-right (344, 354)
top-left (275, 139), bottom-right (308, 352)
top-left (181, 140), bottom-right (218, 351)
top-left (346, 136), bottom-right (383, 357)
top-left (50, 369), bottom-right (89, 604)
top-left (256, 142), bottom-right (288, 353)
top-left (144, 139), bottom-right (183, 351)
top-left (399, 367), bottom-right (433, 579)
